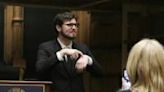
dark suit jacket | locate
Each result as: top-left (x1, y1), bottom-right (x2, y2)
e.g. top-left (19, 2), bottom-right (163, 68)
top-left (36, 39), bottom-right (103, 92)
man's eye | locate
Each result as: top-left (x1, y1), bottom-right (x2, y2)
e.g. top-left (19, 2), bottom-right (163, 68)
top-left (65, 23), bottom-right (79, 27)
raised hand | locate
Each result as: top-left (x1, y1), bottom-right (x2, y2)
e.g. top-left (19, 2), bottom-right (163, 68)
top-left (59, 48), bottom-right (83, 60)
top-left (75, 55), bottom-right (89, 73)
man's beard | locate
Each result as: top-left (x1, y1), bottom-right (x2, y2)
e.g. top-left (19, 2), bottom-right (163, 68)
top-left (60, 31), bottom-right (76, 40)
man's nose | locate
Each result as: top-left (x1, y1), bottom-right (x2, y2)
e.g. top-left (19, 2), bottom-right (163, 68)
top-left (72, 25), bottom-right (78, 29)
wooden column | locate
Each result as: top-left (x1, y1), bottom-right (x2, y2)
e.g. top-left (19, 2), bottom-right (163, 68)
top-left (12, 6), bottom-right (24, 59)
top-left (4, 5), bottom-right (13, 64)
top-left (72, 11), bottom-right (91, 45)
top-left (4, 5), bottom-right (25, 80)
top-left (4, 5), bottom-right (24, 64)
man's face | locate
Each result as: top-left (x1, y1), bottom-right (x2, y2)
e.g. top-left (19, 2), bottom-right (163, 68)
top-left (58, 18), bottom-right (79, 40)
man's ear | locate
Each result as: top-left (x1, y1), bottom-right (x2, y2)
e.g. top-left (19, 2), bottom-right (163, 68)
top-left (56, 25), bottom-right (61, 32)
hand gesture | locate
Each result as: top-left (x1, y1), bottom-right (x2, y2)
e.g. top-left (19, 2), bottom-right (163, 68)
top-left (59, 48), bottom-right (83, 60)
top-left (75, 55), bottom-right (89, 73)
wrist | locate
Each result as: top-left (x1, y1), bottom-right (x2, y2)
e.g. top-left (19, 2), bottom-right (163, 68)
top-left (83, 55), bottom-right (93, 65)
top-left (56, 51), bottom-right (64, 61)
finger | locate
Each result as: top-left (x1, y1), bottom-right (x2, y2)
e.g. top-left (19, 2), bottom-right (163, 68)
top-left (75, 62), bottom-right (83, 70)
top-left (74, 49), bottom-right (83, 55)
top-left (77, 63), bottom-right (86, 70)
top-left (70, 53), bottom-right (79, 60)
top-left (75, 63), bottom-right (80, 69)
top-left (73, 53), bottom-right (79, 58)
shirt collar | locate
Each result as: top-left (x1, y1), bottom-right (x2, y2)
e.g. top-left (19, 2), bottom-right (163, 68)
top-left (57, 38), bottom-right (72, 49)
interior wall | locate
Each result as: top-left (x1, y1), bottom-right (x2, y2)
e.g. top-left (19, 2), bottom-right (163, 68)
top-left (90, 11), bottom-right (122, 92)
top-left (23, 6), bottom-right (122, 91)
top-left (150, 12), bottom-right (164, 44)
top-left (2, 3), bottom-right (164, 92)
top-left (23, 7), bottom-right (65, 79)
top-left (0, 5), bottom-right (4, 62)
top-left (127, 11), bottom-right (164, 51)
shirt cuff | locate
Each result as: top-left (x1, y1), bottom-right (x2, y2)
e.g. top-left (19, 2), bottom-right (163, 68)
top-left (56, 51), bottom-right (64, 61)
top-left (85, 55), bottom-right (93, 65)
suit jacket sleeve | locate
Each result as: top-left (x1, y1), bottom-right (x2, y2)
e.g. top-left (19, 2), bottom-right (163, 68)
top-left (35, 42), bottom-right (60, 79)
top-left (78, 44), bottom-right (104, 77)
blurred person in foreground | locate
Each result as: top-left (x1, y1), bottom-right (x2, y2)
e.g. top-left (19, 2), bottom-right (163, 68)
top-left (118, 38), bottom-right (164, 92)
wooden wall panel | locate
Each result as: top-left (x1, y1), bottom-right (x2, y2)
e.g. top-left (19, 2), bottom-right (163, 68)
top-left (4, 5), bottom-right (24, 64)
top-left (0, 5), bottom-right (4, 62)
top-left (90, 11), bottom-right (122, 92)
top-left (72, 11), bottom-right (91, 45)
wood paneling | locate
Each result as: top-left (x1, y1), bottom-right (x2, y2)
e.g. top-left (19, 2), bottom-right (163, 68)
top-left (90, 11), bottom-right (122, 92)
top-left (4, 5), bottom-right (24, 64)
top-left (73, 11), bottom-right (91, 45)
top-left (0, 5), bottom-right (4, 62)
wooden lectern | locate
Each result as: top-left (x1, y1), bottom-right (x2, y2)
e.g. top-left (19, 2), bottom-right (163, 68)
top-left (0, 80), bottom-right (52, 92)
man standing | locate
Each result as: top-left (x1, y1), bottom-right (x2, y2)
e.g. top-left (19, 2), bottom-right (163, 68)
top-left (36, 12), bottom-right (103, 92)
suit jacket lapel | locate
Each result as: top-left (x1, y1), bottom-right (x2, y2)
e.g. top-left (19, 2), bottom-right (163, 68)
top-left (52, 39), bottom-right (73, 78)
top-left (64, 55), bottom-right (75, 77)
top-left (64, 42), bottom-right (82, 78)
top-left (51, 39), bottom-right (61, 52)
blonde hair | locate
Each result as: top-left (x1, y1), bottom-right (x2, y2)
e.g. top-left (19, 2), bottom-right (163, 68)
top-left (126, 38), bottom-right (164, 92)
